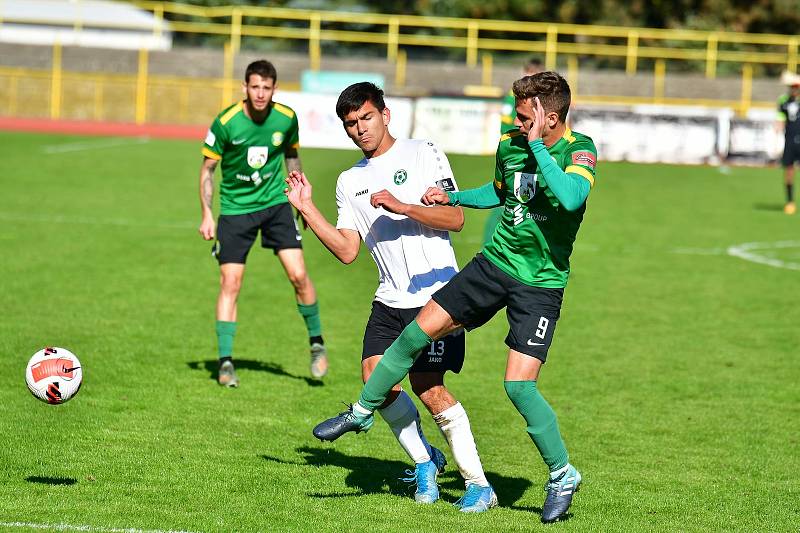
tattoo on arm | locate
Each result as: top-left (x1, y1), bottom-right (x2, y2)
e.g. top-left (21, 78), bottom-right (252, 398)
top-left (201, 160), bottom-right (218, 210)
top-left (286, 156), bottom-right (302, 174)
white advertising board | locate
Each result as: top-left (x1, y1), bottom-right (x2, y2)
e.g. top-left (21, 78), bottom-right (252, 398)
top-left (274, 90), bottom-right (413, 150)
top-left (412, 98), bottom-right (503, 155)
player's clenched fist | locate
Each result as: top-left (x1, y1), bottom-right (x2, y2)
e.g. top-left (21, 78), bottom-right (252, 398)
top-left (198, 216), bottom-right (215, 240)
top-left (421, 187), bottom-right (450, 206)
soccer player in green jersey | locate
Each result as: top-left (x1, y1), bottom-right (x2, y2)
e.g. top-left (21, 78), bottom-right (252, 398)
top-left (314, 71), bottom-right (597, 523)
top-left (483, 57), bottom-right (544, 246)
top-left (198, 60), bottom-right (327, 386)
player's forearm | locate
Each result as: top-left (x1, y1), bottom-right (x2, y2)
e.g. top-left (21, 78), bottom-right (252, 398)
top-left (404, 205), bottom-right (465, 232)
top-left (529, 139), bottom-right (590, 211)
top-left (199, 162), bottom-right (217, 216)
top-left (300, 203), bottom-right (358, 263)
top-left (447, 181), bottom-right (503, 209)
top-left (286, 156), bottom-right (302, 174)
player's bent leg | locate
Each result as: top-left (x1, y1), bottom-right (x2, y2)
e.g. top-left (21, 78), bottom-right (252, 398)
top-left (313, 301), bottom-right (460, 441)
top-left (412, 373), bottom-right (496, 512)
top-left (216, 263), bottom-right (245, 387)
top-left (358, 301), bottom-right (460, 411)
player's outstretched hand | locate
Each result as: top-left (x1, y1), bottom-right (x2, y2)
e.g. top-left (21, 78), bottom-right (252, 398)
top-left (421, 186), bottom-right (450, 206)
top-left (284, 170), bottom-right (313, 211)
top-left (370, 189), bottom-right (409, 215)
top-left (198, 215), bottom-right (215, 240)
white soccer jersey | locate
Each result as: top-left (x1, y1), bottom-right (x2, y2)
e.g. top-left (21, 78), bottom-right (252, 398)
top-left (336, 138), bottom-right (460, 308)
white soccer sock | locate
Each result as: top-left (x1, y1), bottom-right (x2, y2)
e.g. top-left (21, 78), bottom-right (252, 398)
top-left (377, 391), bottom-right (432, 464)
top-left (433, 402), bottom-right (489, 488)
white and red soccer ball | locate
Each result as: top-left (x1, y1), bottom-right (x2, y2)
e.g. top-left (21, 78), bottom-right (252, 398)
top-left (25, 347), bottom-right (83, 404)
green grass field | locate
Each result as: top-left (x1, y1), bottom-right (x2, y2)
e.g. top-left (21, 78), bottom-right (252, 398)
top-left (1, 131), bottom-right (798, 532)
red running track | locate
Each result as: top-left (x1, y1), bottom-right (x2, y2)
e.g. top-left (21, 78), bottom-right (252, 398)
top-left (0, 117), bottom-right (205, 140)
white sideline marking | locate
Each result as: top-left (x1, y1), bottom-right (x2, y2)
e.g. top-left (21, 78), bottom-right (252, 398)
top-left (671, 247), bottom-right (726, 256)
top-left (41, 138), bottom-right (150, 154)
top-left (0, 213), bottom-right (194, 230)
top-left (0, 522), bottom-right (197, 533)
top-left (726, 241), bottom-right (800, 271)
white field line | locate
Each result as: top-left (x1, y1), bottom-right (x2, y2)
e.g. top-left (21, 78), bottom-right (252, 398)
top-left (671, 247), bottom-right (726, 256)
top-left (726, 240), bottom-right (800, 271)
top-left (0, 522), bottom-right (198, 533)
top-left (41, 138), bottom-right (150, 154)
top-left (0, 213), bottom-right (194, 230)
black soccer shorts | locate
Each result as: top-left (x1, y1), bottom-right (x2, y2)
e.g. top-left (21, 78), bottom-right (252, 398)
top-left (215, 202), bottom-right (302, 264)
top-left (781, 138), bottom-right (800, 167)
top-left (362, 300), bottom-right (465, 374)
top-left (431, 253), bottom-right (564, 362)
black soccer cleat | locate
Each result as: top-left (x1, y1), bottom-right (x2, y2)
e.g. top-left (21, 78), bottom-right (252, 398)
top-left (313, 404), bottom-right (374, 442)
top-left (541, 465), bottom-right (581, 523)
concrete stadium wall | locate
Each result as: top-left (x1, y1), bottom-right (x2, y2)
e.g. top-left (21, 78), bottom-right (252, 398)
top-left (0, 42), bottom-right (786, 103)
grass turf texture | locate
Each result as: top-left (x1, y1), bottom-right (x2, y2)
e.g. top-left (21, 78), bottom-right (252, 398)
top-left (1, 131), bottom-right (798, 532)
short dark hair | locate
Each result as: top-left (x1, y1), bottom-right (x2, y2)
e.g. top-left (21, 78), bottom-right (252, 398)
top-left (512, 71), bottom-right (571, 122)
top-left (524, 57), bottom-right (543, 74)
top-left (336, 82), bottom-right (386, 119)
top-left (244, 60), bottom-right (277, 83)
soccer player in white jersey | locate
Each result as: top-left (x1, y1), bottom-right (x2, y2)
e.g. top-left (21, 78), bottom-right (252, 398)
top-left (284, 82), bottom-right (496, 512)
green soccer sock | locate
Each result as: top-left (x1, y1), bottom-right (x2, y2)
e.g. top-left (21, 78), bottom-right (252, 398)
top-left (504, 380), bottom-right (569, 472)
top-left (358, 320), bottom-right (432, 411)
top-left (216, 320), bottom-right (237, 359)
top-left (297, 302), bottom-right (322, 338)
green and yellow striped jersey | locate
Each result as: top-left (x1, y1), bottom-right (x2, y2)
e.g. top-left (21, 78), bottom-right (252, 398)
top-left (483, 128), bottom-right (597, 288)
top-left (202, 100), bottom-right (299, 215)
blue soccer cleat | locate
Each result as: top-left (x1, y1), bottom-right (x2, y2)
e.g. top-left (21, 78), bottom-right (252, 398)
top-left (401, 446), bottom-right (446, 504)
top-left (455, 483), bottom-right (498, 513)
top-left (541, 465), bottom-right (581, 523)
top-left (312, 404), bottom-right (373, 441)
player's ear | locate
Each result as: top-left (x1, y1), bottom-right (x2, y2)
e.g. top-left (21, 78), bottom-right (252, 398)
top-left (383, 107), bottom-right (391, 126)
top-left (547, 111), bottom-right (559, 128)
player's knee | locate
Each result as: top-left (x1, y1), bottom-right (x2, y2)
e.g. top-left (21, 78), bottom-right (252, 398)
top-left (411, 378), bottom-right (446, 404)
top-left (219, 273), bottom-right (243, 295)
top-left (286, 268), bottom-right (308, 290)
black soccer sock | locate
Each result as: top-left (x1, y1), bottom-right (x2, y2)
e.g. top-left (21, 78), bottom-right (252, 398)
top-left (309, 335), bottom-right (324, 346)
top-left (787, 183), bottom-right (794, 203)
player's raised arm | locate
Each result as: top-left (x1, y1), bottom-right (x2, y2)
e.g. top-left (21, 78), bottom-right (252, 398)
top-left (284, 171), bottom-right (360, 264)
top-left (371, 189), bottom-right (464, 232)
top-left (198, 156), bottom-right (218, 240)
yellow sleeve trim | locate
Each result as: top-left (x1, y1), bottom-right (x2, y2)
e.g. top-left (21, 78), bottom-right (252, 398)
top-left (202, 147), bottom-right (222, 160)
top-left (273, 102), bottom-right (295, 118)
top-left (500, 130), bottom-right (524, 142)
top-left (566, 165), bottom-right (594, 187)
top-left (219, 102), bottom-right (243, 126)
top-left (494, 179), bottom-right (503, 188)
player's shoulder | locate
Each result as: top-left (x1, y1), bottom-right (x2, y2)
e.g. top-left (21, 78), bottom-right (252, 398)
top-left (271, 101), bottom-right (296, 119)
top-left (564, 129), bottom-right (597, 152)
top-left (777, 93), bottom-right (790, 105)
top-left (215, 101), bottom-right (245, 126)
top-left (337, 156), bottom-right (370, 185)
top-left (499, 129), bottom-right (525, 143)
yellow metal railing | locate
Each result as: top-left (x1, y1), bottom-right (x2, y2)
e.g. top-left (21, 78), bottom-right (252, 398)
top-left (0, 2), bottom-right (793, 123)
top-left (0, 61), bottom-right (774, 125)
top-left (117, 2), bottom-right (798, 77)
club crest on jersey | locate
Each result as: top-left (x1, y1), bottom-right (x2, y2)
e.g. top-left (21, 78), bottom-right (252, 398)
top-left (393, 169), bottom-right (408, 185)
top-left (247, 146), bottom-right (269, 169)
top-left (513, 171), bottom-right (537, 203)
top-left (271, 132), bottom-right (284, 146)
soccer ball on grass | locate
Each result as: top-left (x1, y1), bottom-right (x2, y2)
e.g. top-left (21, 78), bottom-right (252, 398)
top-left (25, 347), bottom-right (83, 404)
